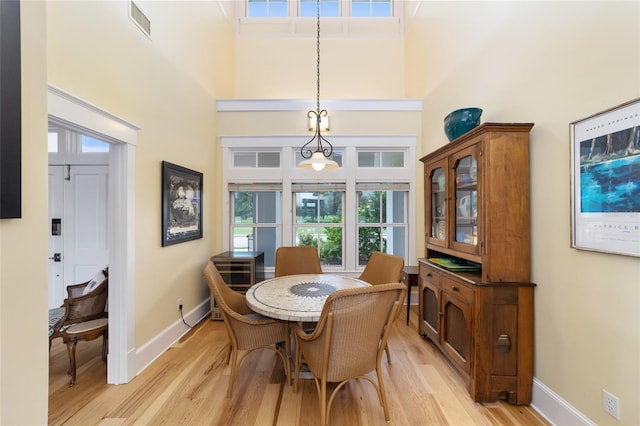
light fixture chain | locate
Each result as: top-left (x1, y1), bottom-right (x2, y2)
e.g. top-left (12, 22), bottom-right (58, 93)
top-left (299, 0), bottom-right (336, 169)
top-left (316, 0), bottom-right (321, 114)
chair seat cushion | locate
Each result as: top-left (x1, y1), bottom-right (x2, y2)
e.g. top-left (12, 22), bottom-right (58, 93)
top-left (49, 307), bottom-right (66, 337)
top-left (64, 318), bottom-right (108, 334)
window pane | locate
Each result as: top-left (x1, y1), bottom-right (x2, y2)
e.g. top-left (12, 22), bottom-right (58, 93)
top-left (358, 226), bottom-right (383, 265)
top-left (48, 132), bottom-right (58, 153)
top-left (247, 0), bottom-right (287, 17)
top-left (300, 0), bottom-right (339, 17)
top-left (318, 191), bottom-right (342, 222)
top-left (319, 226), bottom-right (342, 266)
top-left (233, 192), bottom-right (255, 223)
top-left (358, 190), bottom-right (382, 223)
top-left (232, 226), bottom-right (254, 250)
top-left (81, 135), bottom-right (109, 153)
top-left (352, 0), bottom-right (391, 17)
top-left (257, 152), bottom-right (280, 168)
top-left (358, 151), bottom-right (379, 167)
top-left (295, 226), bottom-right (319, 247)
top-left (357, 189), bottom-right (407, 265)
top-left (359, 151), bottom-right (404, 167)
top-left (371, 0), bottom-right (391, 17)
top-left (295, 193), bottom-right (319, 223)
top-left (359, 226), bottom-right (405, 265)
top-left (234, 152), bottom-right (255, 167)
top-left (231, 190), bottom-right (281, 267)
top-left (270, 0), bottom-right (288, 16)
top-left (294, 226), bottom-right (343, 266)
top-left (381, 152), bottom-right (404, 167)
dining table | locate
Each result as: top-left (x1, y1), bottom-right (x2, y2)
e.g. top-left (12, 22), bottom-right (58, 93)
top-left (245, 273), bottom-right (369, 322)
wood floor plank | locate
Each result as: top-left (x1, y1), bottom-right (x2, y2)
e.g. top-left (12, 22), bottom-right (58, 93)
top-left (49, 308), bottom-right (549, 426)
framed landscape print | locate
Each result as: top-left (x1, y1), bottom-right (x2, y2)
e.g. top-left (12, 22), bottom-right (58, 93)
top-left (162, 161), bottom-right (203, 246)
top-left (570, 98), bottom-right (640, 257)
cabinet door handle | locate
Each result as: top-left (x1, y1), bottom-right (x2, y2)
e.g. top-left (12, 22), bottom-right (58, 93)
top-left (451, 286), bottom-right (459, 291)
top-left (497, 334), bottom-right (511, 354)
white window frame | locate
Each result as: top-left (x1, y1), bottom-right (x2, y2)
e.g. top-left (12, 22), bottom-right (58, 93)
top-left (221, 134), bottom-right (416, 274)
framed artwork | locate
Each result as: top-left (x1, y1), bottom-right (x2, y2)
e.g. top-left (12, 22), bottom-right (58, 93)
top-left (162, 161), bottom-right (203, 246)
top-left (570, 98), bottom-right (640, 257)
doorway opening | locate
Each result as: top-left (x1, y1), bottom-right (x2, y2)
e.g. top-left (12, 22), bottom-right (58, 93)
top-left (48, 85), bottom-right (139, 384)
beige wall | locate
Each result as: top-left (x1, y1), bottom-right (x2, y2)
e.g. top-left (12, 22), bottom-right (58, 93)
top-left (0, 2), bottom-right (49, 424)
top-left (45, 0), bottom-right (233, 347)
top-left (3, 2), bottom-right (233, 422)
top-left (3, 1), bottom-right (639, 424)
top-left (405, 1), bottom-right (640, 424)
top-left (234, 35), bottom-right (405, 99)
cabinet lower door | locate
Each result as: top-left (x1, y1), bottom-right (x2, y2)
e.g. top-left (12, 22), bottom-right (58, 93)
top-left (419, 281), bottom-right (440, 342)
top-left (441, 293), bottom-right (472, 374)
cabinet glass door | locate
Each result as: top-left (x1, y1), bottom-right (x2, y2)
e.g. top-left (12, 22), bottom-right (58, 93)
top-left (453, 150), bottom-right (478, 251)
top-left (429, 164), bottom-right (447, 244)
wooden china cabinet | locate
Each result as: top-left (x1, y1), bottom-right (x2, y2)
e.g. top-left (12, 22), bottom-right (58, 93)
top-left (418, 123), bottom-right (535, 405)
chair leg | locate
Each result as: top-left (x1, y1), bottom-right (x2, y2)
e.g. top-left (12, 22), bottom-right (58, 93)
top-left (320, 378), bottom-right (328, 426)
top-left (384, 342), bottom-right (392, 364)
top-left (225, 344), bottom-right (232, 365)
top-left (101, 332), bottom-right (108, 362)
top-left (293, 337), bottom-right (302, 393)
top-left (376, 366), bottom-right (391, 421)
top-left (66, 338), bottom-right (78, 385)
top-left (283, 333), bottom-right (291, 386)
top-left (226, 347), bottom-right (238, 399)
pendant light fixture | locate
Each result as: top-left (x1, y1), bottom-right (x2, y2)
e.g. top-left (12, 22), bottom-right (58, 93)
top-left (298, 0), bottom-right (339, 171)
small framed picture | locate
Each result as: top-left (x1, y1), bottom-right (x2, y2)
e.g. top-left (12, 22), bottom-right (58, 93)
top-left (570, 98), bottom-right (640, 257)
top-left (162, 161), bottom-right (203, 246)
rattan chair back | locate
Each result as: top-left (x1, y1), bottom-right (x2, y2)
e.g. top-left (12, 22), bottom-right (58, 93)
top-left (274, 246), bottom-right (323, 277)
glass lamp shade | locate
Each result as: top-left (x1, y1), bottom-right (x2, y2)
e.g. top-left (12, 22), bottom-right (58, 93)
top-left (298, 151), bottom-right (339, 171)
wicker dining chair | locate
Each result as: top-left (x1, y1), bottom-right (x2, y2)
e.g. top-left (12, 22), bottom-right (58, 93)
top-left (291, 282), bottom-right (406, 425)
top-left (358, 251), bottom-right (404, 286)
top-left (203, 261), bottom-right (290, 399)
top-left (274, 246), bottom-right (323, 277)
top-left (358, 251), bottom-right (404, 363)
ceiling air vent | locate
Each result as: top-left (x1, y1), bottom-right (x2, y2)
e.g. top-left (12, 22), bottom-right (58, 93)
top-left (130, 1), bottom-right (151, 38)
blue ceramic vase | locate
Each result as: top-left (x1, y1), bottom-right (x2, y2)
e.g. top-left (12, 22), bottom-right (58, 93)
top-left (444, 108), bottom-right (483, 141)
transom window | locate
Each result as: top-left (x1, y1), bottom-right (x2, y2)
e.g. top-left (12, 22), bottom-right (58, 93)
top-left (357, 151), bottom-right (404, 167)
top-left (245, 0), bottom-right (393, 17)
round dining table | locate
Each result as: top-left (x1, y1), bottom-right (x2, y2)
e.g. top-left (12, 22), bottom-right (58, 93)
top-left (245, 274), bottom-right (369, 322)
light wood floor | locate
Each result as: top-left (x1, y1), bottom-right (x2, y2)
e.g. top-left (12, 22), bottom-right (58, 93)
top-left (49, 308), bottom-right (549, 425)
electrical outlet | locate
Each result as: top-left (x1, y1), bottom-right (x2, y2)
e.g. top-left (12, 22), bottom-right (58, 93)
top-left (603, 389), bottom-right (620, 420)
top-left (177, 298), bottom-right (183, 311)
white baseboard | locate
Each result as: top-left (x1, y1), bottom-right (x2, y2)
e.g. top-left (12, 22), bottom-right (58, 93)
top-left (531, 377), bottom-right (595, 426)
top-left (134, 298), bottom-right (210, 376)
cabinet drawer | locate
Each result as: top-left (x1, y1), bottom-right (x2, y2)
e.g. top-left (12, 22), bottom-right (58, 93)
top-left (440, 276), bottom-right (473, 303)
top-left (420, 265), bottom-right (440, 285)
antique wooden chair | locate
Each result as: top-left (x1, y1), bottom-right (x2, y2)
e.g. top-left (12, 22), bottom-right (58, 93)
top-left (204, 261), bottom-right (290, 398)
top-left (274, 246), bottom-right (323, 277)
top-left (50, 268), bottom-right (109, 385)
top-left (291, 282), bottom-right (406, 425)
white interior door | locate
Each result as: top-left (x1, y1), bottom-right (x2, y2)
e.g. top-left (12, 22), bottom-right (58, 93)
top-left (48, 164), bottom-right (109, 307)
top-left (64, 165), bottom-right (109, 284)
